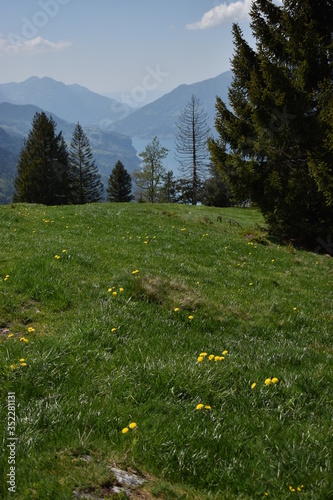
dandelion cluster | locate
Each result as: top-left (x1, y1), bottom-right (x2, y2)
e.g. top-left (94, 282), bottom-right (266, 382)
top-left (10, 358), bottom-right (27, 369)
top-left (121, 422), bottom-right (137, 434)
top-left (197, 351), bottom-right (227, 363)
top-left (196, 404), bottom-right (211, 411)
top-left (108, 286), bottom-right (124, 295)
top-left (289, 484), bottom-right (304, 493)
top-left (265, 377), bottom-right (279, 386)
top-left (251, 378), bottom-right (280, 388)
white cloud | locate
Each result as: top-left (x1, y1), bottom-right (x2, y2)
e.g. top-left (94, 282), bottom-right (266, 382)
top-left (186, 0), bottom-right (283, 30)
top-left (0, 36), bottom-right (72, 55)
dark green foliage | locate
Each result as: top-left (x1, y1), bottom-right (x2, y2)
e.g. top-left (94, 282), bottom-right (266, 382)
top-left (0, 147), bottom-right (16, 204)
top-left (68, 122), bottom-right (104, 204)
top-left (175, 95), bottom-right (210, 205)
top-left (160, 170), bottom-right (178, 203)
top-left (175, 177), bottom-right (205, 205)
top-left (203, 165), bottom-right (231, 207)
top-left (13, 112), bottom-right (70, 205)
top-left (209, 0), bottom-right (333, 247)
top-left (106, 160), bottom-right (134, 202)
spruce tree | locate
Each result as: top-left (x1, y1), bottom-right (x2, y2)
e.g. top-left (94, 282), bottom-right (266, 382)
top-left (68, 123), bottom-right (104, 204)
top-left (209, 0), bottom-right (333, 246)
top-left (175, 95), bottom-right (210, 205)
top-left (14, 112), bottom-right (69, 205)
top-left (107, 160), bottom-right (134, 202)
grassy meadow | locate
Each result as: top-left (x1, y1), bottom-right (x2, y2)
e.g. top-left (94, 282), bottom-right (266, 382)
top-left (0, 202), bottom-right (332, 499)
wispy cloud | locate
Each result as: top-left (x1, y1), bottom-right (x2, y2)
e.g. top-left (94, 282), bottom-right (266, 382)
top-left (186, 0), bottom-right (283, 30)
top-left (0, 36), bottom-right (72, 55)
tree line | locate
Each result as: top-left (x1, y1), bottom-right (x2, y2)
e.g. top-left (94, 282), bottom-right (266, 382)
top-left (13, 100), bottom-right (228, 207)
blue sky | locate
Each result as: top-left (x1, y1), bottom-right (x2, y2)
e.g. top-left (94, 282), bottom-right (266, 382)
top-left (0, 0), bottom-right (263, 95)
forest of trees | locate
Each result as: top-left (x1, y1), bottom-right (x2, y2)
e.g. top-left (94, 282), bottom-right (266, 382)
top-left (14, 113), bottom-right (228, 207)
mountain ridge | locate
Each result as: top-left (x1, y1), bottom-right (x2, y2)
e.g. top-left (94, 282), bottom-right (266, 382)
top-left (113, 70), bottom-right (232, 139)
top-left (0, 76), bottom-right (130, 126)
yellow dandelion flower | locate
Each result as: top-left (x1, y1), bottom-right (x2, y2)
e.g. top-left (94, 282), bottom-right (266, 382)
top-left (196, 404), bottom-right (204, 410)
top-left (181, 228), bottom-right (186, 231)
top-left (265, 378), bottom-right (272, 385)
top-left (197, 356), bottom-right (203, 363)
top-left (23, 338), bottom-right (29, 343)
top-left (19, 358), bottom-right (25, 362)
top-left (129, 422), bottom-right (137, 429)
top-left (218, 356), bottom-right (225, 361)
top-left (200, 352), bottom-right (207, 357)
top-left (272, 377), bottom-right (279, 384)
top-left (111, 328), bottom-right (117, 332)
top-left (119, 288), bottom-right (124, 292)
top-left (208, 355), bottom-right (215, 361)
top-left (62, 249), bottom-right (67, 253)
top-left (188, 315), bottom-right (194, 320)
top-left (297, 487), bottom-right (301, 492)
top-left (55, 255), bottom-right (60, 259)
top-left (28, 327), bottom-right (35, 333)
top-left (214, 356), bottom-right (219, 361)
top-left (10, 364), bottom-right (16, 370)
top-left (293, 307), bottom-right (297, 311)
top-left (108, 288), bottom-right (112, 292)
top-left (251, 383), bottom-right (256, 389)
top-left (121, 427), bottom-right (129, 434)
top-left (20, 363), bottom-right (27, 367)
top-left (112, 291), bottom-right (117, 297)
top-left (174, 307), bottom-right (179, 312)
top-left (205, 405), bottom-right (211, 410)
top-left (132, 270), bottom-right (139, 275)
top-left (222, 350), bottom-right (228, 355)
top-left (144, 241), bottom-right (148, 244)
top-left (249, 282), bottom-right (253, 286)
top-left (8, 333), bottom-right (14, 338)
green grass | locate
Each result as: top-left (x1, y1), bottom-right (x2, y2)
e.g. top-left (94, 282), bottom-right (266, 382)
top-left (0, 202), bottom-right (332, 499)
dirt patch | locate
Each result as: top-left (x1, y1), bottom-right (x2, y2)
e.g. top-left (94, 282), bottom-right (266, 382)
top-left (133, 275), bottom-right (203, 311)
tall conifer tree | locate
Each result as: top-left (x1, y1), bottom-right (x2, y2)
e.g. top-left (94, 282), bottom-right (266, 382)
top-left (107, 161), bottom-right (134, 202)
top-left (14, 112), bottom-right (69, 205)
top-left (175, 95), bottom-right (210, 205)
top-left (68, 123), bottom-right (104, 204)
top-left (209, 0), bottom-right (333, 246)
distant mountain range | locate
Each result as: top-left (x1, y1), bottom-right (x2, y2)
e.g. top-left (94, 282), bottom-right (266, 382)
top-left (0, 71), bottom-right (233, 202)
top-left (113, 71), bottom-right (232, 139)
top-left (0, 76), bottom-right (134, 126)
top-left (0, 102), bottom-right (140, 203)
